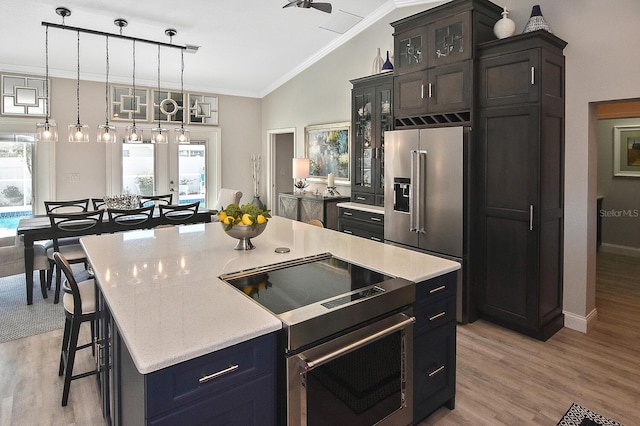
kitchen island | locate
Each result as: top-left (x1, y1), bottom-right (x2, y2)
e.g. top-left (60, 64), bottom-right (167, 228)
top-left (81, 216), bottom-right (460, 425)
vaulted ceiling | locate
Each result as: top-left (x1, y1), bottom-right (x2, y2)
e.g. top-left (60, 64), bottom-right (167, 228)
top-left (1, 0), bottom-right (438, 98)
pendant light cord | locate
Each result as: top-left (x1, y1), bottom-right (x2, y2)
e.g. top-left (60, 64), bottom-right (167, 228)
top-left (76, 30), bottom-right (80, 127)
top-left (180, 49), bottom-right (185, 129)
top-left (157, 44), bottom-right (161, 128)
top-left (105, 35), bottom-right (109, 126)
top-left (132, 40), bottom-right (136, 127)
top-left (44, 25), bottom-right (50, 123)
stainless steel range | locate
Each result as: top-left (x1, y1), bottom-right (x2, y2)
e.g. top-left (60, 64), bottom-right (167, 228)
top-left (220, 252), bottom-right (416, 426)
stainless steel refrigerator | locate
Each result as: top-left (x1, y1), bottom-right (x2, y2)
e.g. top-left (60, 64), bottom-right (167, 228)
top-left (384, 127), bottom-right (469, 322)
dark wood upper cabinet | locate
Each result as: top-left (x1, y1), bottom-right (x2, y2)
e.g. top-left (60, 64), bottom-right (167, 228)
top-left (391, 0), bottom-right (501, 128)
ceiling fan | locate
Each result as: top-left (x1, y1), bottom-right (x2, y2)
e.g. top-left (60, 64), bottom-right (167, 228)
top-left (283, 0), bottom-right (332, 14)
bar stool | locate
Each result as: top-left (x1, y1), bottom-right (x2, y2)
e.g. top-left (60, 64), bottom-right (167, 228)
top-left (53, 251), bottom-right (97, 407)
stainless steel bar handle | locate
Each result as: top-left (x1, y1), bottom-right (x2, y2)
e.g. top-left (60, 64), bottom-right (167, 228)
top-left (428, 82), bottom-right (433, 98)
top-left (343, 229), bottom-right (353, 234)
top-left (421, 84), bottom-right (424, 99)
top-left (428, 365), bottom-right (445, 377)
top-left (300, 315), bottom-right (416, 372)
top-left (410, 150), bottom-right (418, 232)
top-left (370, 236), bottom-right (382, 242)
top-left (417, 151), bottom-right (427, 234)
top-left (343, 211), bottom-right (353, 216)
top-left (529, 205), bottom-right (534, 231)
top-left (199, 364), bottom-right (239, 384)
top-left (531, 67), bottom-right (535, 85)
top-left (370, 216), bottom-right (382, 222)
top-left (429, 285), bottom-right (446, 294)
top-left (429, 312), bottom-right (446, 321)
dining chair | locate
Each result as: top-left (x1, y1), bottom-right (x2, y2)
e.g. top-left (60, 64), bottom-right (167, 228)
top-left (306, 219), bottom-right (324, 228)
top-left (44, 199), bottom-right (90, 214)
top-left (91, 198), bottom-right (106, 210)
top-left (139, 194), bottom-right (173, 208)
top-left (53, 252), bottom-right (97, 407)
top-left (43, 199), bottom-right (91, 291)
top-left (107, 205), bottom-right (155, 233)
top-left (158, 201), bottom-right (200, 225)
top-left (47, 210), bottom-right (104, 304)
top-left (0, 235), bottom-right (50, 300)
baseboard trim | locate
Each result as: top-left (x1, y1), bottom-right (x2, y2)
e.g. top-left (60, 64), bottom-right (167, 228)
top-left (563, 308), bottom-right (598, 333)
top-left (600, 243), bottom-right (640, 257)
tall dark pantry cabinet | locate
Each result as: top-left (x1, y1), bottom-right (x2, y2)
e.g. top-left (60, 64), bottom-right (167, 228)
top-left (475, 31), bottom-right (567, 340)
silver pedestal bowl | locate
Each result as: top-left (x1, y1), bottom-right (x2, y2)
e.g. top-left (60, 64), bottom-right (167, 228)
top-left (222, 222), bottom-right (267, 250)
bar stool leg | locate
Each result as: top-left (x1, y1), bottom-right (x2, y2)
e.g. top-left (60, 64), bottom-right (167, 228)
top-left (59, 317), bottom-right (71, 376)
top-left (61, 319), bottom-right (81, 406)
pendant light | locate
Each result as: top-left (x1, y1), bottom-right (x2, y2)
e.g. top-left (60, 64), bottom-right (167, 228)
top-left (97, 35), bottom-right (116, 143)
top-left (151, 45), bottom-right (168, 144)
top-left (125, 39), bottom-right (143, 143)
top-left (168, 29), bottom-right (190, 144)
top-left (68, 30), bottom-right (89, 142)
top-left (36, 25), bottom-right (58, 142)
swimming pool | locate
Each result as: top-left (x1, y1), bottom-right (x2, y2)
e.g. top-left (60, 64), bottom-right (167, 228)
top-left (0, 211), bottom-right (31, 237)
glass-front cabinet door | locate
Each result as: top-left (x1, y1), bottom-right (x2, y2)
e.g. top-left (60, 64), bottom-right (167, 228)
top-left (350, 73), bottom-right (393, 206)
top-left (426, 11), bottom-right (472, 67)
top-left (394, 27), bottom-right (426, 75)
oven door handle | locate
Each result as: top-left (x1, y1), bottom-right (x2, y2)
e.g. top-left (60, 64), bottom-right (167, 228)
top-left (298, 314), bottom-right (416, 372)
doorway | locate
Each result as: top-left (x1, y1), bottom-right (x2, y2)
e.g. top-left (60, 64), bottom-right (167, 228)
top-left (267, 128), bottom-right (295, 215)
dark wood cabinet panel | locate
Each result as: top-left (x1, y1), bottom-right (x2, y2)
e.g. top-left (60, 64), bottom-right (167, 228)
top-left (475, 31), bottom-right (567, 341)
top-left (338, 206), bottom-right (384, 242)
top-left (413, 272), bottom-right (457, 423)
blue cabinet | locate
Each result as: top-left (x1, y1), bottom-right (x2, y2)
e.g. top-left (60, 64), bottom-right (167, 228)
top-left (99, 297), bottom-right (277, 426)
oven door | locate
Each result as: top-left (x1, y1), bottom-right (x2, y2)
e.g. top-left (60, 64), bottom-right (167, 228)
top-left (287, 311), bottom-right (415, 426)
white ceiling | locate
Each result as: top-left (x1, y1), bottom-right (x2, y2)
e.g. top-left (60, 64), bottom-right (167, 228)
top-left (1, 0), bottom-right (437, 98)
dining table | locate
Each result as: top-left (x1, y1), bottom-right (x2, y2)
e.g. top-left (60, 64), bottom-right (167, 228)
top-left (16, 208), bottom-right (215, 305)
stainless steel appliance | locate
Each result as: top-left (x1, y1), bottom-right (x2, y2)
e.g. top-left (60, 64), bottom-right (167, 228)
top-left (384, 127), bottom-right (468, 323)
top-left (220, 253), bottom-right (415, 426)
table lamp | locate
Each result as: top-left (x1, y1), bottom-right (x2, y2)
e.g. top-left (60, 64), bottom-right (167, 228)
top-left (293, 158), bottom-right (310, 192)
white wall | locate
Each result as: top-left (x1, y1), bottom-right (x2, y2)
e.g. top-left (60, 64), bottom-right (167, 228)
top-left (262, 1), bottom-right (640, 332)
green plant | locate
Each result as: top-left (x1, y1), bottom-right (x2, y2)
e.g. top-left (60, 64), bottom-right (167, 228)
top-left (135, 175), bottom-right (154, 195)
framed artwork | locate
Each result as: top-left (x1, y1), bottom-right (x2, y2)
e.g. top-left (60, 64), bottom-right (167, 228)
top-left (305, 122), bottom-right (350, 183)
top-left (613, 125), bottom-right (640, 177)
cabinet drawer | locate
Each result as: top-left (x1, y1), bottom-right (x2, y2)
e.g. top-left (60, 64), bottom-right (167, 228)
top-left (146, 333), bottom-right (276, 417)
top-left (149, 374), bottom-right (276, 426)
top-left (415, 271), bottom-right (456, 304)
top-left (340, 219), bottom-right (384, 243)
top-left (340, 208), bottom-right (384, 225)
top-left (413, 322), bottom-right (456, 421)
top-left (414, 295), bottom-right (456, 335)
top-left (351, 192), bottom-right (375, 205)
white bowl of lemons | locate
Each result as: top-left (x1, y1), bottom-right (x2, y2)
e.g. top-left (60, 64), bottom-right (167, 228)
top-left (218, 203), bottom-right (270, 250)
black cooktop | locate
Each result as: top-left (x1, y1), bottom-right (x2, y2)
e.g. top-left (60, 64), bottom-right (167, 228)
top-left (220, 253), bottom-right (393, 315)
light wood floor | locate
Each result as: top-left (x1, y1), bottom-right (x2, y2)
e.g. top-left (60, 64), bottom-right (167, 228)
top-left (1, 252), bottom-right (638, 425)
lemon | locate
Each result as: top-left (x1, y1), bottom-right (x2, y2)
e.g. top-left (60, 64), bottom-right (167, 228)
top-left (241, 213), bottom-right (253, 226)
top-left (256, 214), bottom-right (267, 224)
top-left (224, 216), bottom-right (235, 225)
top-left (218, 211), bottom-right (228, 222)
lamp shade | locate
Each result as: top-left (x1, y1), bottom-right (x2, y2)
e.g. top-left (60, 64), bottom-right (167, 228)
top-left (292, 158), bottom-right (310, 179)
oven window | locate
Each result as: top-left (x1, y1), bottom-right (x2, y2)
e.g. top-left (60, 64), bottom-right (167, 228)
top-left (306, 332), bottom-right (402, 426)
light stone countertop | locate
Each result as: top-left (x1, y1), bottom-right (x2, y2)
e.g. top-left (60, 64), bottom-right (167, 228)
top-left (81, 216), bottom-right (459, 374)
top-left (336, 202), bottom-right (385, 214)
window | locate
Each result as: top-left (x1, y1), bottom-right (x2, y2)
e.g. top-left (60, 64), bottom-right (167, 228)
top-left (178, 141), bottom-right (206, 207)
top-left (0, 134), bottom-right (34, 237)
top-left (122, 143), bottom-right (155, 195)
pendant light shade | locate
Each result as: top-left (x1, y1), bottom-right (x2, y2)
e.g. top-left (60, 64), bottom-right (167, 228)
top-left (151, 45), bottom-right (168, 144)
top-left (36, 25), bottom-right (58, 142)
top-left (97, 35), bottom-right (116, 143)
top-left (69, 31), bottom-right (89, 143)
top-left (126, 40), bottom-right (143, 143)
top-left (174, 43), bottom-right (190, 143)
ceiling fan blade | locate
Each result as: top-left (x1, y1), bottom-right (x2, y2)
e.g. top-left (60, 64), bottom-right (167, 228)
top-left (311, 2), bottom-right (332, 13)
top-left (283, 1), bottom-right (301, 9)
